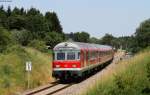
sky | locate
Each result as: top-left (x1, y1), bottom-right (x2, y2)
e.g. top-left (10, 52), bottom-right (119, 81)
top-left (1, 0), bottom-right (150, 38)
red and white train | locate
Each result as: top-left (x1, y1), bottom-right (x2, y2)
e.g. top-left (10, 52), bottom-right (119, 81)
top-left (52, 42), bottom-right (114, 79)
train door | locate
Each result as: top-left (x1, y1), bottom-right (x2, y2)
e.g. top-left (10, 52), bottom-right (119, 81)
top-left (80, 50), bottom-right (84, 68)
top-left (86, 50), bottom-right (88, 66)
top-left (88, 50), bottom-right (91, 66)
top-left (84, 50), bottom-right (86, 67)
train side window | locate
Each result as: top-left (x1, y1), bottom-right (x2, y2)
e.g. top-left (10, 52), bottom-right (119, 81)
top-left (57, 52), bottom-right (65, 60)
top-left (77, 52), bottom-right (80, 59)
top-left (67, 52), bottom-right (75, 60)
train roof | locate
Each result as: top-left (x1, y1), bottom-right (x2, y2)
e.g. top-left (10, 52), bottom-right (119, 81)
top-left (53, 42), bottom-right (113, 51)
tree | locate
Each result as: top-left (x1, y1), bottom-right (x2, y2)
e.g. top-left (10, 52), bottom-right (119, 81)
top-left (0, 6), bottom-right (65, 49)
top-left (135, 19), bottom-right (150, 50)
top-left (6, 6), bottom-right (11, 17)
top-left (0, 28), bottom-right (11, 52)
top-left (45, 12), bottom-right (62, 33)
top-left (116, 36), bottom-right (133, 50)
top-left (89, 37), bottom-right (99, 44)
top-left (100, 33), bottom-right (115, 46)
top-left (0, 5), bottom-right (7, 28)
top-left (44, 32), bottom-right (64, 48)
top-left (7, 15), bottom-right (26, 30)
top-left (28, 40), bottom-right (46, 52)
top-left (25, 8), bottom-right (50, 39)
top-left (26, 14), bottom-right (45, 39)
top-left (20, 7), bottom-right (25, 15)
top-left (73, 31), bottom-right (90, 42)
top-left (12, 7), bottom-right (21, 16)
top-left (27, 8), bottom-right (40, 16)
top-left (11, 29), bottom-right (32, 46)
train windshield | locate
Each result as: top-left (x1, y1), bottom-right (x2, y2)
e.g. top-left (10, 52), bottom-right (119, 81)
top-left (57, 52), bottom-right (65, 60)
top-left (55, 51), bottom-right (80, 60)
top-left (67, 52), bottom-right (75, 60)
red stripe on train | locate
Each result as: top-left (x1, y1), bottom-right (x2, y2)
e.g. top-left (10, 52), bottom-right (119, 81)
top-left (53, 60), bottom-right (81, 68)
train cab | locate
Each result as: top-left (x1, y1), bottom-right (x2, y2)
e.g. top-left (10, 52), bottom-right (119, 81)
top-left (52, 42), bottom-right (82, 79)
top-left (52, 42), bottom-right (114, 79)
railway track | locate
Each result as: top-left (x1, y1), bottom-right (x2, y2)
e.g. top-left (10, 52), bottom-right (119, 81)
top-left (22, 81), bottom-right (73, 95)
top-left (22, 52), bottom-right (125, 95)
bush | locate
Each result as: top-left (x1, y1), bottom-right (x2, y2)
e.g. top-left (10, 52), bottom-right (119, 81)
top-left (0, 47), bottom-right (52, 95)
top-left (85, 49), bottom-right (150, 95)
top-left (28, 40), bottom-right (47, 52)
top-left (0, 27), bottom-right (11, 53)
top-left (44, 32), bottom-right (64, 48)
top-left (4, 44), bottom-right (25, 54)
top-left (11, 29), bottom-right (32, 46)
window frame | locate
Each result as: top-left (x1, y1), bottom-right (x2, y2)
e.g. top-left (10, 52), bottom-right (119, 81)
top-left (54, 50), bottom-right (80, 61)
top-left (67, 51), bottom-right (76, 60)
top-left (56, 52), bottom-right (66, 60)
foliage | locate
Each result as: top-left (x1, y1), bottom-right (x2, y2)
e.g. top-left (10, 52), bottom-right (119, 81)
top-left (66, 31), bottom-right (90, 42)
top-left (28, 40), bottom-right (47, 52)
top-left (0, 46), bottom-right (52, 95)
top-left (89, 37), bottom-right (99, 44)
top-left (0, 6), bottom-right (65, 49)
top-left (11, 29), bottom-right (32, 46)
top-left (44, 32), bottom-right (65, 48)
top-left (45, 12), bottom-right (63, 33)
top-left (0, 6), bottom-right (7, 28)
top-left (0, 6), bottom-right (63, 33)
top-left (135, 19), bottom-right (150, 51)
top-left (100, 33), bottom-right (115, 45)
top-left (7, 15), bottom-right (26, 30)
top-left (0, 27), bottom-right (11, 52)
top-left (85, 49), bottom-right (150, 95)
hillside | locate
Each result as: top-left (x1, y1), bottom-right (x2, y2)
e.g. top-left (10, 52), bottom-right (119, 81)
top-left (0, 46), bottom-right (52, 95)
top-left (85, 48), bottom-right (150, 95)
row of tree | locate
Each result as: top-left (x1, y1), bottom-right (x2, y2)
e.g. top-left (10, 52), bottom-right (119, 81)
top-left (66, 19), bottom-right (150, 53)
top-left (0, 6), bottom-right (62, 33)
top-left (0, 6), bottom-right (149, 53)
top-left (67, 32), bottom-right (133, 51)
top-left (0, 6), bottom-right (66, 52)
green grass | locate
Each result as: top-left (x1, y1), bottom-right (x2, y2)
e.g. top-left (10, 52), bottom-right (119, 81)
top-left (84, 49), bottom-right (150, 95)
top-left (0, 45), bottom-right (52, 95)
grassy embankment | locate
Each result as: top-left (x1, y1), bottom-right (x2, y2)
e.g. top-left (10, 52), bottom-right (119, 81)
top-left (0, 46), bottom-right (52, 95)
top-left (85, 48), bottom-right (150, 95)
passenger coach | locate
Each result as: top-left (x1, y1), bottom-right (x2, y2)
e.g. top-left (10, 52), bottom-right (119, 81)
top-left (52, 42), bottom-right (114, 79)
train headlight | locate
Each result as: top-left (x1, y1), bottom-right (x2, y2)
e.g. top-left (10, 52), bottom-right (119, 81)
top-left (72, 64), bottom-right (76, 68)
top-left (56, 65), bottom-right (60, 68)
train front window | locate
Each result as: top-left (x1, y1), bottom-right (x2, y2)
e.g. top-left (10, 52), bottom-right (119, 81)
top-left (67, 52), bottom-right (75, 60)
top-left (57, 52), bottom-right (65, 60)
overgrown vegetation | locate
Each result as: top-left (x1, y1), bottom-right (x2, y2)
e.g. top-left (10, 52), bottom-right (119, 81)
top-left (85, 48), bottom-right (150, 95)
top-left (0, 46), bottom-right (52, 95)
top-left (0, 6), bottom-right (64, 95)
top-left (0, 6), bottom-right (65, 52)
top-left (0, 5), bottom-right (149, 53)
top-left (67, 18), bottom-right (150, 53)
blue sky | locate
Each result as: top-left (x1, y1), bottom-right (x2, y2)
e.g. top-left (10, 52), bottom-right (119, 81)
top-left (1, 0), bottom-right (150, 38)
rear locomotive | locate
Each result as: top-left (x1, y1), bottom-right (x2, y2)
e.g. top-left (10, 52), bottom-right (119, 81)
top-left (52, 42), bottom-right (114, 80)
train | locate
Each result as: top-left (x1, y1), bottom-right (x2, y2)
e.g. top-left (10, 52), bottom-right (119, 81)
top-left (52, 42), bottom-right (114, 80)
